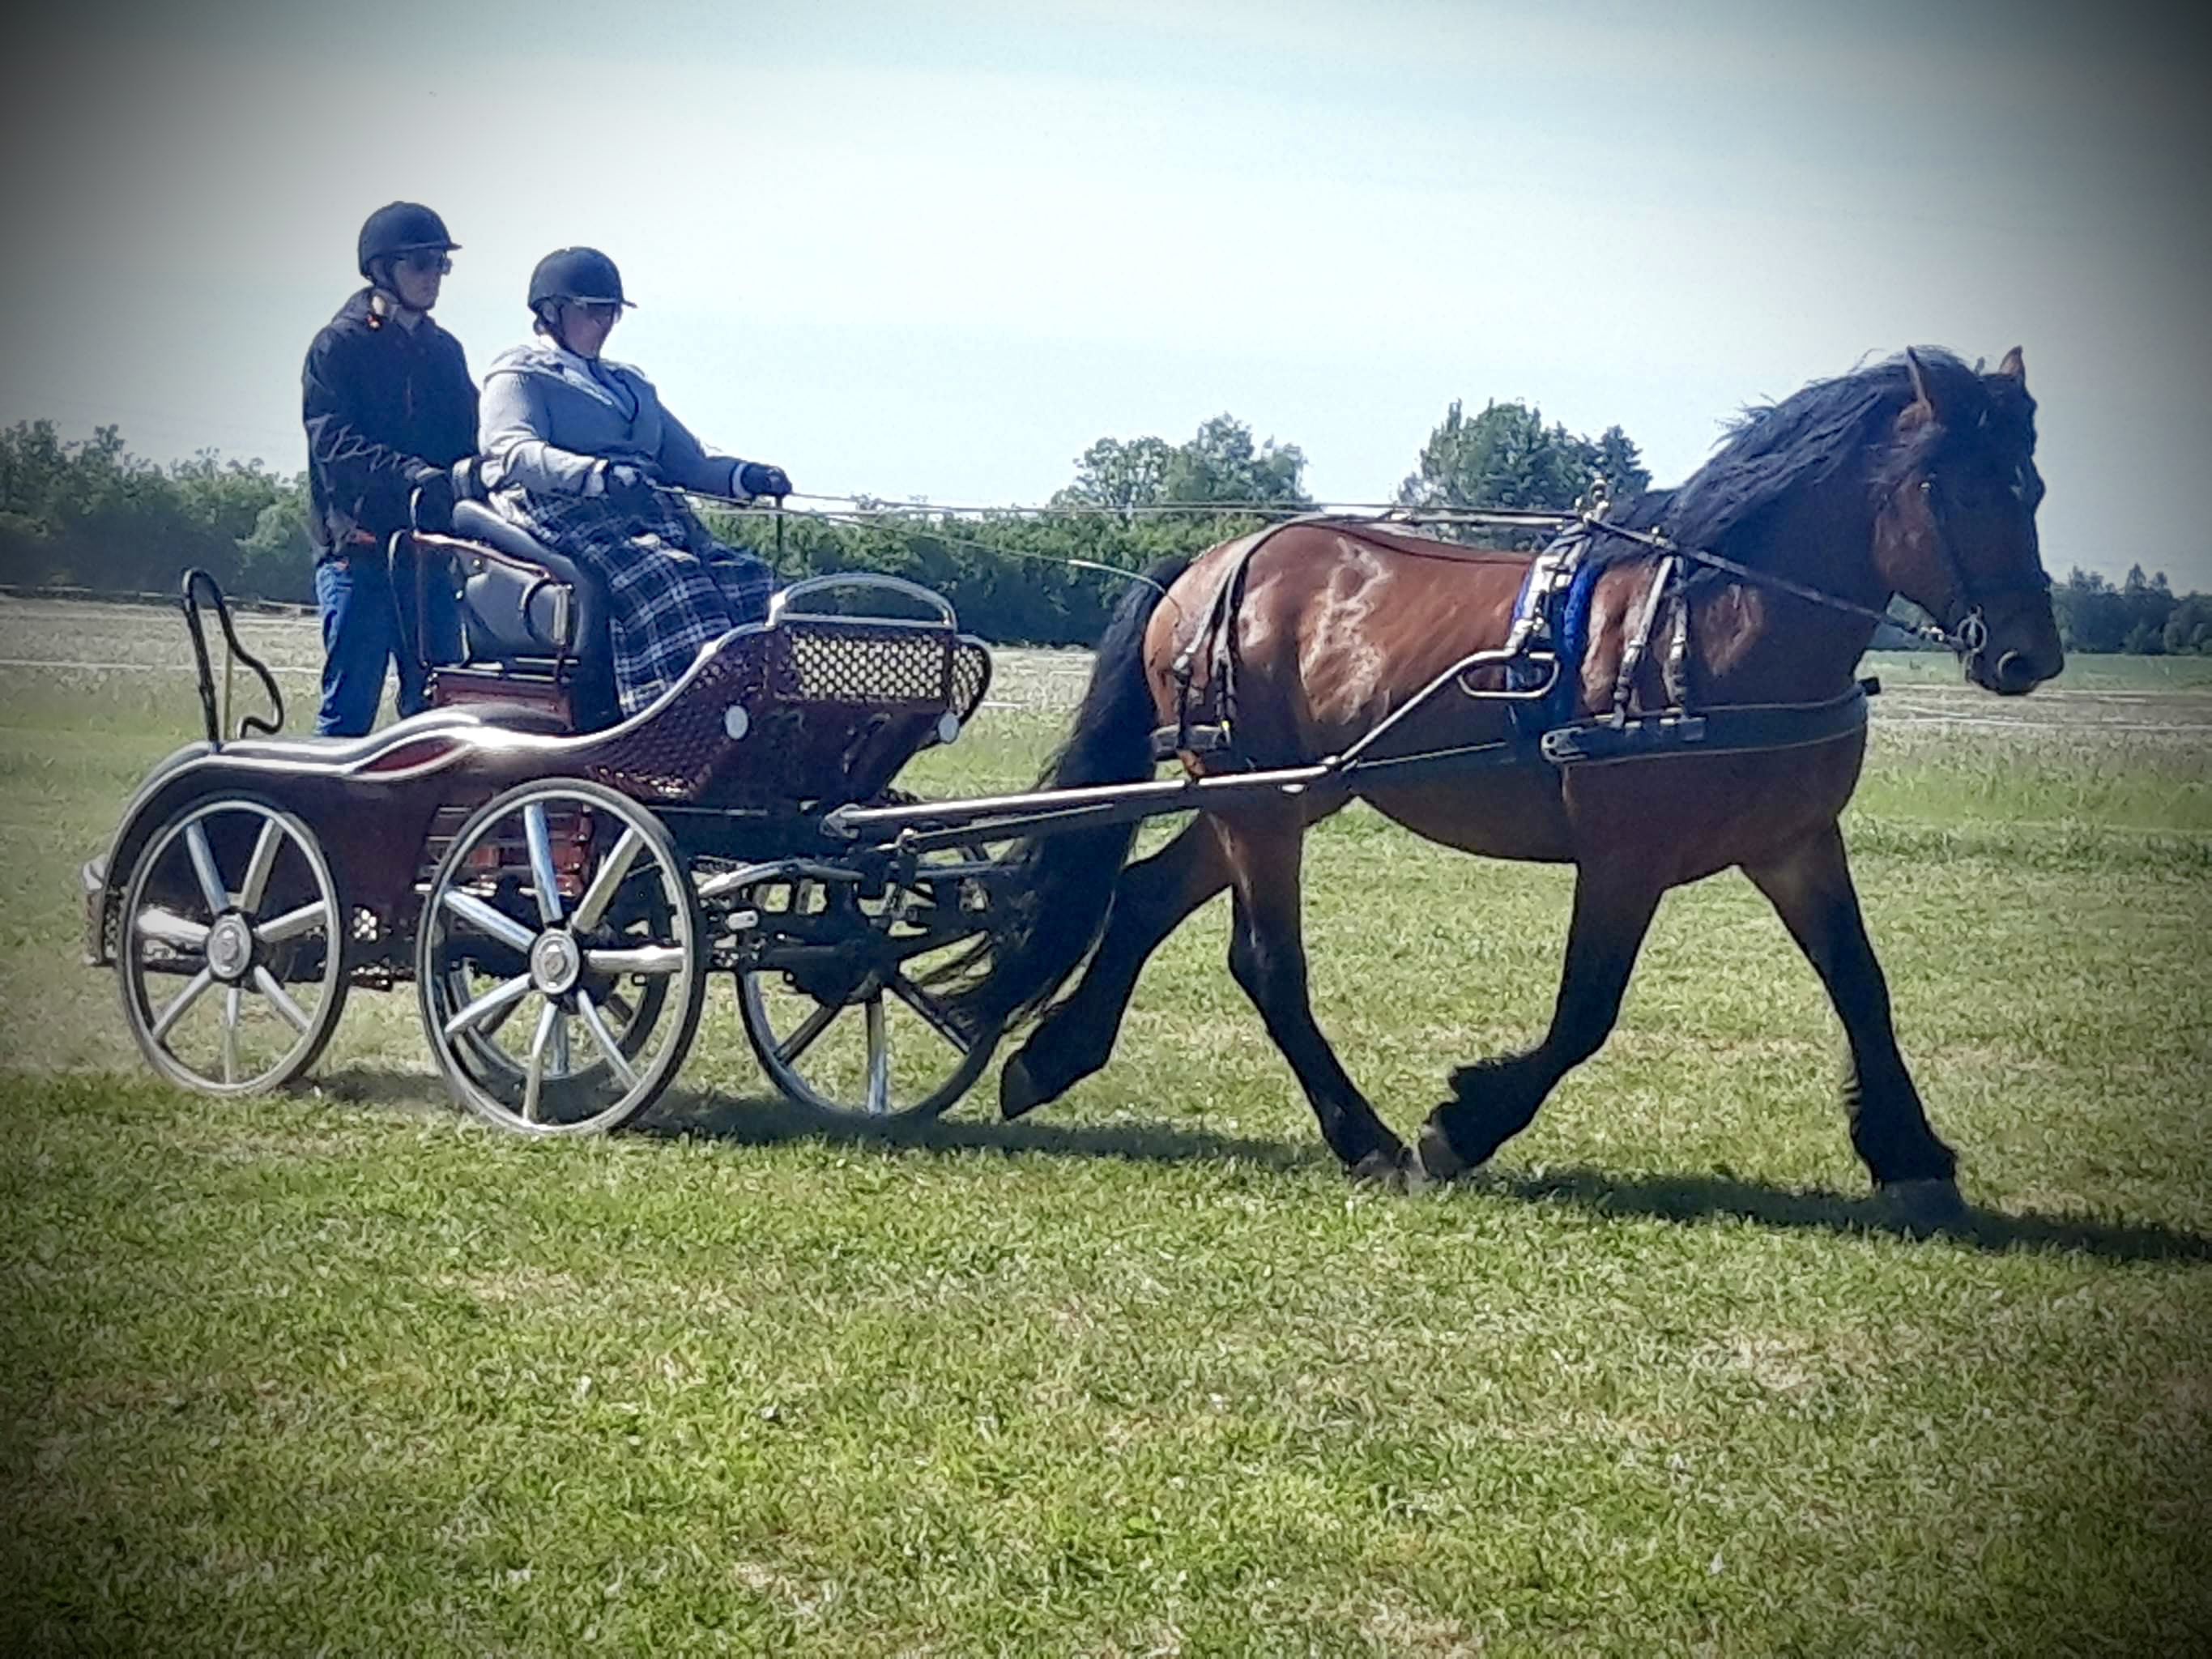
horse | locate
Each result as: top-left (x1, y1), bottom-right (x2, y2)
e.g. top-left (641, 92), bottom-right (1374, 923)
top-left (948, 348), bottom-right (2062, 1222)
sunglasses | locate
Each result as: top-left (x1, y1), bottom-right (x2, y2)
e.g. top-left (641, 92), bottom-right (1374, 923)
top-left (397, 249), bottom-right (453, 275)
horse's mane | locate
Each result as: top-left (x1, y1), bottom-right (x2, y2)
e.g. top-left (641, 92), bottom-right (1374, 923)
top-left (1605, 349), bottom-right (2035, 579)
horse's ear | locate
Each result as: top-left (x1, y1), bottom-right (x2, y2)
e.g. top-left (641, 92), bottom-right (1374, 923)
top-left (1899, 347), bottom-right (1938, 430)
top-left (1995, 345), bottom-right (2027, 387)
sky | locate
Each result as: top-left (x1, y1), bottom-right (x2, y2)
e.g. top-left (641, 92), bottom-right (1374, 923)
top-left (3, 0), bottom-right (2210, 586)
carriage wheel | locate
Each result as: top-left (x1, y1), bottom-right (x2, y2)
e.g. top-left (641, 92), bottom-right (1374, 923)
top-left (417, 780), bottom-right (705, 1136)
top-left (732, 851), bottom-right (1001, 1122)
top-left (117, 795), bottom-right (349, 1095)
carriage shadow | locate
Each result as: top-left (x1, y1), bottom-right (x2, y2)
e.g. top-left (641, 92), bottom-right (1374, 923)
top-left (307, 1068), bottom-right (2210, 1264)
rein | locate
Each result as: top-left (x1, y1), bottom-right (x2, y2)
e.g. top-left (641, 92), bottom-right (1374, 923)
top-left (1576, 514), bottom-right (1977, 655)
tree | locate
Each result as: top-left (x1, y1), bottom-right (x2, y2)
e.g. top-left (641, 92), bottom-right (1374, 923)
top-left (1053, 435), bottom-right (1174, 521)
top-left (1052, 416), bottom-right (1310, 518)
top-left (1397, 399), bottom-right (1648, 516)
top-left (1160, 414), bottom-right (1311, 507)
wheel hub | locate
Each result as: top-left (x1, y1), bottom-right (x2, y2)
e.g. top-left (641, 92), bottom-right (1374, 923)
top-left (207, 914), bottom-right (255, 983)
top-left (529, 929), bottom-right (582, 996)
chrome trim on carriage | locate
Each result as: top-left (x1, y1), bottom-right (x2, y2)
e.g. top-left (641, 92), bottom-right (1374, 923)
top-left (770, 573), bottom-right (957, 629)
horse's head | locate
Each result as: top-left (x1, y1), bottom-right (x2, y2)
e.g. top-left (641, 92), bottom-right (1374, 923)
top-left (1871, 348), bottom-right (2063, 695)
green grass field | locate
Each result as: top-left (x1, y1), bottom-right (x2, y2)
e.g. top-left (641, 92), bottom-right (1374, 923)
top-left (2, 608), bottom-right (2210, 1655)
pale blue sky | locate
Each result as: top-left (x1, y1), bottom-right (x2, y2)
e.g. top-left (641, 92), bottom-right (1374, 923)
top-left (4, 0), bottom-right (2208, 583)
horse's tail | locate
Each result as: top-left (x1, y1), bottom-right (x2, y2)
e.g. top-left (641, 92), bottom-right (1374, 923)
top-left (941, 553), bottom-right (1192, 1035)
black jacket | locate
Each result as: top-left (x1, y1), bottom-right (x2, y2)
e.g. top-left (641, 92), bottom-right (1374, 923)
top-left (301, 288), bottom-right (478, 558)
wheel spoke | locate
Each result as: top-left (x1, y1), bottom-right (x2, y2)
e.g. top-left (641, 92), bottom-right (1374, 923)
top-left (863, 996), bottom-right (889, 1115)
top-left (151, 967), bottom-right (215, 1043)
top-left (548, 1008), bottom-right (571, 1078)
top-left (524, 803), bottom-right (565, 925)
top-left (889, 973), bottom-right (973, 1053)
top-left (441, 889), bottom-right (538, 955)
top-left (442, 972), bottom-right (532, 1040)
top-left (583, 945), bottom-right (686, 977)
top-left (576, 992), bottom-right (641, 1090)
top-left (238, 819), bottom-right (284, 913)
top-left (523, 1000), bottom-right (557, 1123)
top-left (221, 986), bottom-right (241, 1085)
top-left (253, 966), bottom-right (312, 1033)
top-left (571, 827), bottom-right (646, 932)
top-left (135, 906), bottom-right (210, 950)
top-left (256, 901), bottom-right (329, 946)
top-left (185, 821), bottom-right (228, 914)
top-left (775, 1000), bottom-right (839, 1065)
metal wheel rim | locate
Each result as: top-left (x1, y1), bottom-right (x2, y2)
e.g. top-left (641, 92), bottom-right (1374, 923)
top-left (736, 970), bottom-right (995, 1121)
top-left (732, 855), bottom-right (999, 1121)
top-left (417, 780), bottom-right (703, 1137)
top-left (117, 796), bottom-right (348, 1096)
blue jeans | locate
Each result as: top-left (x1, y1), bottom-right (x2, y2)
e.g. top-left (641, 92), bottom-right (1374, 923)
top-left (314, 553), bottom-right (444, 736)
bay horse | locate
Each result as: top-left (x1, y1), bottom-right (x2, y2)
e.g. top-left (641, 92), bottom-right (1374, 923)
top-left (952, 348), bottom-right (2061, 1220)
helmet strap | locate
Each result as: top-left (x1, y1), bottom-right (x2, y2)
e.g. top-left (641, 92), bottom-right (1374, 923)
top-left (369, 271), bottom-right (426, 330)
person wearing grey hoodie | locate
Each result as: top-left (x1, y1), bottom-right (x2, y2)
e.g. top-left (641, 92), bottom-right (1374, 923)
top-left (478, 246), bottom-right (791, 717)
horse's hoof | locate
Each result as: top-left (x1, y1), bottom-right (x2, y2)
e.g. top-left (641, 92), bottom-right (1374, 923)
top-left (1413, 1120), bottom-right (1471, 1184)
top-left (999, 1055), bottom-right (1048, 1121)
top-left (1880, 1177), bottom-right (1969, 1234)
top-left (1348, 1145), bottom-right (1411, 1192)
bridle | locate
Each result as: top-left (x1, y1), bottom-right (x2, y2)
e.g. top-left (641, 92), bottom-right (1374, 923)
top-left (1579, 460), bottom-right (2047, 664)
top-left (1908, 471), bottom-right (2052, 663)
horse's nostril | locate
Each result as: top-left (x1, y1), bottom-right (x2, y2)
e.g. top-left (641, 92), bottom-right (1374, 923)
top-left (1994, 650), bottom-right (2036, 693)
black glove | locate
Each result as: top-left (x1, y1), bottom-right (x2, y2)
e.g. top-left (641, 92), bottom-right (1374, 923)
top-left (406, 462), bottom-right (455, 528)
top-left (595, 461), bottom-right (655, 503)
top-left (737, 461), bottom-right (791, 499)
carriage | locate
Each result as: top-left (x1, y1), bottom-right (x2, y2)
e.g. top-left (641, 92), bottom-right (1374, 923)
top-left (80, 484), bottom-right (1025, 1133)
top-left (79, 348), bottom-right (2059, 1208)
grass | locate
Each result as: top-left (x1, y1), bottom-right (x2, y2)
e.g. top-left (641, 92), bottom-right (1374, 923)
top-left (2, 610), bottom-right (2210, 1654)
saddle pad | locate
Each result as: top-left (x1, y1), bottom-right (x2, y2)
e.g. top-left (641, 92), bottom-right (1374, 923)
top-left (1504, 527), bottom-right (1599, 736)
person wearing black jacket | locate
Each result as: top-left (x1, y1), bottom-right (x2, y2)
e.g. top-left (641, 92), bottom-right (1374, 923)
top-left (301, 202), bottom-right (477, 735)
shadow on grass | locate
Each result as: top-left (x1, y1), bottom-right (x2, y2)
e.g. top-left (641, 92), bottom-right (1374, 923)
top-left (306, 1066), bottom-right (2210, 1263)
top-left (640, 1085), bottom-right (1324, 1173)
top-left (1481, 1163), bottom-right (2212, 1264)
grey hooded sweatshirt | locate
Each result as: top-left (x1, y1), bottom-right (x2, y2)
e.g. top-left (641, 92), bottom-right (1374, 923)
top-left (478, 342), bottom-right (756, 498)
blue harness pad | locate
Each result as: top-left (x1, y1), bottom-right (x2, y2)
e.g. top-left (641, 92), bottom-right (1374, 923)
top-left (1504, 530), bottom-right (1599, 739)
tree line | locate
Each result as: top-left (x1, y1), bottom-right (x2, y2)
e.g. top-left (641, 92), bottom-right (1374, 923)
top-left (2, 408), bottom-right (2201, 652)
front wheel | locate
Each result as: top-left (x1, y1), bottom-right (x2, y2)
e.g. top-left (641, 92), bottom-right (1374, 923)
top-left (417, 780), bottom-right (705, 1136)
top-left (730, 851), bottom-right (1001, 1121)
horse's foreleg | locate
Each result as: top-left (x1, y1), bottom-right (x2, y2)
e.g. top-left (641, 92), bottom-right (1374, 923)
top-left (1221, 814), bottom-right (1409, 1183)
top-left (1743, 825), bottom-right (1963, 1218)
top-left (1417, 859), bottom-right (1662, 1181)
top-left (1000, 820), bottom-right (1230, 1120)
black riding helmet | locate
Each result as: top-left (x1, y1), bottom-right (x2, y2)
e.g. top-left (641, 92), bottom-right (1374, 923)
top-left (357, 202), bottom-right (458, 281)
top-left (527, 247), bottom-right (636, 313)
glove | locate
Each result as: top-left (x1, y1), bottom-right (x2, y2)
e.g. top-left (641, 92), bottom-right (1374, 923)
top-left (588, 460), bottom-right (652, 500)
top-left (406, 462), bottom-right (455, 527)
top-left (736, 461), bottom-right (791, 500)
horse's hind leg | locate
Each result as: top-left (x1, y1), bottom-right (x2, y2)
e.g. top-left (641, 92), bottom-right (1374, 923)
top-left (1743, 825), bottom-right (1964, 1222)
top-left (1417, 859), bottom-right (1663, 1181)
top-left (1220, 812), bottom-right (1409, 1183)
top-left (1001, 820), bottom-right (1231, 1120)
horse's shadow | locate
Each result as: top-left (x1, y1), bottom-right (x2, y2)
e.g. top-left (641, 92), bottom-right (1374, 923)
top-left (313, 1068), bottom-right (2212, 1265)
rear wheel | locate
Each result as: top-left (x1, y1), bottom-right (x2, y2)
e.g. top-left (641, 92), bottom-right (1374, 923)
top-left (417, 780), bottom-right (705, 1135)
top-left (117, 795), bottom-right (349, 1094)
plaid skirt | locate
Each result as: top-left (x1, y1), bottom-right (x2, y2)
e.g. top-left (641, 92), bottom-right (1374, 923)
top-left (498, 488), bottom-right (774, 716)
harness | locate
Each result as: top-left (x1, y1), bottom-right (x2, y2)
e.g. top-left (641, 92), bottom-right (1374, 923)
top-left (1153, 484), bottom-right (2004, 778)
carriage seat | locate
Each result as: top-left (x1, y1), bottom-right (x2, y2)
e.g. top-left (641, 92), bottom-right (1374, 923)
top-left (422, 463), bottom-right (619, 728)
